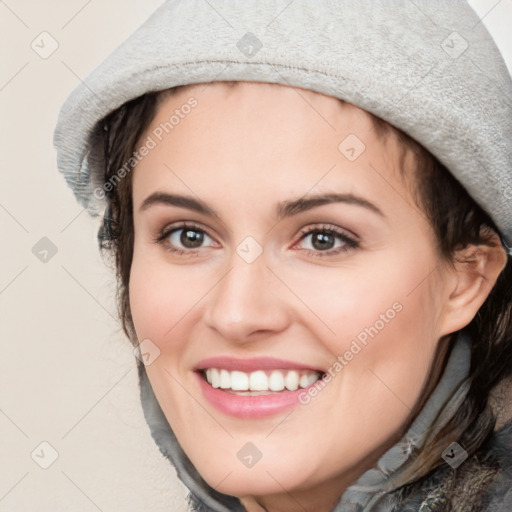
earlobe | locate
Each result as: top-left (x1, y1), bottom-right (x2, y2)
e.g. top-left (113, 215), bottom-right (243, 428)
top-left (439, 234), bottom-right (508, 337)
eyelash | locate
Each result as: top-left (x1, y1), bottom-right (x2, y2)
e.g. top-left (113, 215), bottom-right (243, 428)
top-left (153, 222), bottom-right (359, 258)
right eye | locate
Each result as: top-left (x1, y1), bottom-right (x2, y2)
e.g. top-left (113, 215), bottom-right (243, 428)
top-left (154, 222), bottom-right (218, 255)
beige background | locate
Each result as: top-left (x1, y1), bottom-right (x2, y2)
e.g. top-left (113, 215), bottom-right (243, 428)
top-left (1, 1), bottom-right (511, 511)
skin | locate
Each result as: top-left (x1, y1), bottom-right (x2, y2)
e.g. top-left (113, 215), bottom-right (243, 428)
top-left (128, 81), bottom-right (507, 512)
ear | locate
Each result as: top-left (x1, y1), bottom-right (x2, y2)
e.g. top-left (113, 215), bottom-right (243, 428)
top-left (438, 231), bottom-right (508, 337)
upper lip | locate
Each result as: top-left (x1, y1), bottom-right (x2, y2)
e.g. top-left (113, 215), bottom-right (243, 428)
top-left (195, 357), bottom-right (325, 373)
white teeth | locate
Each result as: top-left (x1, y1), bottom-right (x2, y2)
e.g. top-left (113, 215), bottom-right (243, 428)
top-left (203, 368), bottom-right (321, 392)
top-left (269, 370), bottom-right (285, 391)
top-left (210, 368), bottom-right (220, 388)
top-left (219, 369), bottom-right (230, 389)
top-left (231, 371), bottom-right (249, 391)
top-left (285, 370), bottom-right (299, 391)
top-left (300, 373), bottom-right (319, 388)
top-left (249, 370), bottom-right (268, 391)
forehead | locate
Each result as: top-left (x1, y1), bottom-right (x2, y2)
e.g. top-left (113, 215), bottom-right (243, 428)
top-left (159, 80), bottom-right (377, 133)
top-left (131, 81), bottom-right (413, 220)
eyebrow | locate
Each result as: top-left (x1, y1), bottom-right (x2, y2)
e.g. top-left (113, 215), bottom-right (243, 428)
top-left (139, 191), bottom-right (385, 220)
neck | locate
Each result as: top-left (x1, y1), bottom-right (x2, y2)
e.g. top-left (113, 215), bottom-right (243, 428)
top-left (239, 477), bottom-right (349, 512)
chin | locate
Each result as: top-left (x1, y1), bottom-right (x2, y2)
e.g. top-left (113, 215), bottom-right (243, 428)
top-left (212, 473), bottom-right (298, 498)
top-left (194, 451), bottom-right (323, 498)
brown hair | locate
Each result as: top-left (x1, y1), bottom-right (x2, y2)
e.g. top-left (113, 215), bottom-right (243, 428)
top-left (97, 83), bottom-right (512, 486)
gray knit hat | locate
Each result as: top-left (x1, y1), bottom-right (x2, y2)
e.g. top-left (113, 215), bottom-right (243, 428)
top-left (53, 0), bottom-right (512, 247)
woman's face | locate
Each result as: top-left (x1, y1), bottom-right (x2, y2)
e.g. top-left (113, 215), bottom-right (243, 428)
top-left (129, 82), bottom-right (456, 508)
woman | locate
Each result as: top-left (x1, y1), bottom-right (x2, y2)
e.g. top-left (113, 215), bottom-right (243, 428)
top-left (54, 1), bottom-right (512, 510)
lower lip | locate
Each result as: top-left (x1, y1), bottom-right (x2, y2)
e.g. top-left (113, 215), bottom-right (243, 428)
top-left (195, 372), bottom-right (315, 418)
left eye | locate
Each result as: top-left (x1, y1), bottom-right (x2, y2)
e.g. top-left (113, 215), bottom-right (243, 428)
top-left (299, 230), bottom-right (345, 251)
top-left (295, 225), bottom-right (358, 256)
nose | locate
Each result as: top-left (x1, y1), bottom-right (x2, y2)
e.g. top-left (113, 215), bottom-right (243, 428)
top-left (203, 251), bottom-right (291, 343)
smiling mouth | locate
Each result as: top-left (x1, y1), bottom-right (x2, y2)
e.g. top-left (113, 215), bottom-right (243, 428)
top-left (200, 368), bottom-right (324, 395)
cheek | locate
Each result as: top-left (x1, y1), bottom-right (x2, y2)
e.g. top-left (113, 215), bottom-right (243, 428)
top-left (293, 248), bottom-right (441, 430)
top-left (128, 257), bottom-right (209, 432)
top-left (129, 267), bottom-right (166, 342)
top-left (129, 255), bottom-right (196, 344)
top-left (288, 248), bottom-right (439, 358)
